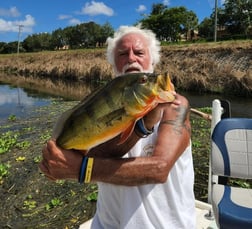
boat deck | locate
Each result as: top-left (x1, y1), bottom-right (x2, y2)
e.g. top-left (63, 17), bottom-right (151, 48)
top-left (79, 200), bottom-right (218, 229)
top-left (195, 200), bottom-right (217, 229)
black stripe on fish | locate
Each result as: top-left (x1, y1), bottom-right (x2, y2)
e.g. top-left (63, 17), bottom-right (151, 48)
top-left (97, 107), bottom-right (126, 127)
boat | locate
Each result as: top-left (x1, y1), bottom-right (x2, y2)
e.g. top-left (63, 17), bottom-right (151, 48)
top-left (79, 99), bottom-right (252, 229)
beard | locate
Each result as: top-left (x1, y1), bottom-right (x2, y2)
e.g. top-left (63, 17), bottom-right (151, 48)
top-left (114, 63), bottom-right (154, 76)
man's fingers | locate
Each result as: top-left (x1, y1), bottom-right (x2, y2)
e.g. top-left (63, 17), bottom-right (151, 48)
top-left (39, 159), bottom-right (57, 181)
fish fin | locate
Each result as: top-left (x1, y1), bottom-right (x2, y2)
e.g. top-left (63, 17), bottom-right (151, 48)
top-left (158, 91), bottom-right (175, 102)
top-left (117, 121), bottom-right (136, 145)
top-left (52, 109), bottom-right (74, 139)
top-left (166, 73), bottom-right (175, 91)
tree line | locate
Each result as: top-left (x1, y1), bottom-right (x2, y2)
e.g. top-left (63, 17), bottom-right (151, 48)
top-left (0, 0), bottom-right (251, 54)
top-left (0, 21), bottom-right (114, 54)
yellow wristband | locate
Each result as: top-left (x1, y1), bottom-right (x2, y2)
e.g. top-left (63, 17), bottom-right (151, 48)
top-left (84, 157), bottom-right (94, 183)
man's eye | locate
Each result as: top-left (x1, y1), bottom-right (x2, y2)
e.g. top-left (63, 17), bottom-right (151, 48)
top-left (135, 51), bottom-right (144, 56)
top-left (119, 52), bottom-right (127, 56)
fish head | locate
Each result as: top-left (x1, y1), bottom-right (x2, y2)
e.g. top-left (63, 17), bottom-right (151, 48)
top-left (123, 72), bottom-right (175, 116)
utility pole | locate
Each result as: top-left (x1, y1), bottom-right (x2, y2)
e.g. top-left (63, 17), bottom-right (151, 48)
top-left (214, 0), bottom-right (218, 42)
top-left (17, 24), bottom-right (24, 54)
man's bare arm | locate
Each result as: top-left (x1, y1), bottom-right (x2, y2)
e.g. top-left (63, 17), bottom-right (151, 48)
top-left (40, 94), bottom-right (191, 186)
top-left (89, 94), bottom-right (191, 185)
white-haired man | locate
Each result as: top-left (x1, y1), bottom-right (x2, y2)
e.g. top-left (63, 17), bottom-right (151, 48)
top-left (40, 25), bottom-right (196, 229)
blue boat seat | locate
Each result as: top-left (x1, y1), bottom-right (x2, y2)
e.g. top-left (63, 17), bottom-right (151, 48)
top-left (211, 118), bottom-right (252, 229)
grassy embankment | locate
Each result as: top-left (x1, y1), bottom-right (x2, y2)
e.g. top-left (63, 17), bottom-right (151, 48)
top-left (0, 40), bottom-right (251, 228)
top-left (0, 40), bottom-right (252, 98)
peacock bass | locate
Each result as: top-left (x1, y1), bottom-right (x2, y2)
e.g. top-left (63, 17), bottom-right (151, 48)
top-left (54, 72), bottom-right (175, 150)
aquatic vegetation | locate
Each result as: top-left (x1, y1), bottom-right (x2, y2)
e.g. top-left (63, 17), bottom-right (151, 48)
top-left (0, 130), bottom-right (31, 154)
top-left (86, 184), bottom-right (98, 202)
top-left (0, 163), bottom-right (10, 183)
top-left (16, 141), bottom-right (31, 150)
top-left (40, 132), bottom-right (51, 143)
top-left (33, 155), bottom-right (42, 163)
top-left (23, 195), bottom-right (37, 210)
top-left (8, 114), bottom-right (17, 122)
top-left (229, 178), bottom-right (252, 189)
top-left (0, 131), bottom-right (18, 154)
top-left (191, 108), bottom-right (212, 202)
top-left (45, 198), bottom-right (63, 211)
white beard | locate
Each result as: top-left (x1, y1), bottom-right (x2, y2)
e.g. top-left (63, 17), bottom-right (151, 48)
top-left (114, 63), bottom-right (154, 77)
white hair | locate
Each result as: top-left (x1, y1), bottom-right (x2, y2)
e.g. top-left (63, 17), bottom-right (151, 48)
top-left (106, 25), bottom-right (161, 72)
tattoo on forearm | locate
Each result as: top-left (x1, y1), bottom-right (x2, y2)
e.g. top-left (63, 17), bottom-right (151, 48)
top-left (160, 105), bottom-right (191, 135)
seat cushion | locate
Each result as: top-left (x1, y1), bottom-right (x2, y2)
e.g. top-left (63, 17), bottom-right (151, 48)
top-left (212, 184), bottom-right (252, 229)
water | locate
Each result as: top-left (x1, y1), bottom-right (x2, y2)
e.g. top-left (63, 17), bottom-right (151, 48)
top-left (183, 92), bottom-right (252, 118)
top-left (0, 84), bottom-right (54, 120)
top-left (0, 83), bottom-right (252, 121)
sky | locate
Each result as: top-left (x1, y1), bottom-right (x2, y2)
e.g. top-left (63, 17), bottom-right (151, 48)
top-left (0, 0), bottom-right (225, 43)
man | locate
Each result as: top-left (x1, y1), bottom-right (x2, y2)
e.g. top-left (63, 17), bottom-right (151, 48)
top-left (39, 25), bottom-right (196, 228)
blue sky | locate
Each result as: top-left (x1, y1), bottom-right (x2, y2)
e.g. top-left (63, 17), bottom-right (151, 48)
top-left (0, 0), bottom-right (224, 42)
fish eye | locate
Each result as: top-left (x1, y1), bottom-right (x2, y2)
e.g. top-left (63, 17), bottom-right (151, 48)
top-left (138, 75), bottom-right (148, 84)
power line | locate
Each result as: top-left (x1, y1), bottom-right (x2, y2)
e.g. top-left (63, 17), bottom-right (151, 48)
top-left (17, 24), bottom-right (24, 54)
top-left (214, 0), bottom-right (218, 42)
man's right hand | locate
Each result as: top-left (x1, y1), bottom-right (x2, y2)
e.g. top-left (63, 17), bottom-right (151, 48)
top-left (39, 140), bottom-right (83, 181)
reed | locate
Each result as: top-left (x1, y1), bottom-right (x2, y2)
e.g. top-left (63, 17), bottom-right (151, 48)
top-left (0, 40), bottom-right (251, 96)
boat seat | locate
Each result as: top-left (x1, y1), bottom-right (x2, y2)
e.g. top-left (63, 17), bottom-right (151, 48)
top-left (211, 118), bottom-right (252, 229)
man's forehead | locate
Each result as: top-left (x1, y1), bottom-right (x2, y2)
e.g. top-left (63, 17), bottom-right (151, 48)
top-left (116, 33), bottom-right (148, 49)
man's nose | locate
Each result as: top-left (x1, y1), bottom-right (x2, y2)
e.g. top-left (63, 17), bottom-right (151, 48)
top-left (128, 50), bottom-right (136, 63)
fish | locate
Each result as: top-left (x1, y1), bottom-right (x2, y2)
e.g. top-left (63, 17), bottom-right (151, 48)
top-left (54, 72), bottom-right (175, 151)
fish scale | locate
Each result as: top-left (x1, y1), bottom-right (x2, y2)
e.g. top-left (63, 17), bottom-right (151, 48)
top-left (55, 73), bottom-right (175, 151)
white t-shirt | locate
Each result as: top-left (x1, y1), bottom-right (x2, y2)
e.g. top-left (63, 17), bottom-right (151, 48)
top-left (91, 125), bottom-right (196, 229)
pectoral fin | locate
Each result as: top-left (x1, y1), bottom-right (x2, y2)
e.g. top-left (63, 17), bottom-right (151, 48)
top-left (158, 91), bottom-right (175, 102)
top-left (53, 109), bottom-right (74, 139)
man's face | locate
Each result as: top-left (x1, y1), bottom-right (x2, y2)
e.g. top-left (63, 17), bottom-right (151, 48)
top-left (114, 33), bottom-right (153, 75)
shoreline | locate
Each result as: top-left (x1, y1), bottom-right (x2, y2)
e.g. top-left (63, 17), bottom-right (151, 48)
top-left (0, 40), bottom-right (252, 97)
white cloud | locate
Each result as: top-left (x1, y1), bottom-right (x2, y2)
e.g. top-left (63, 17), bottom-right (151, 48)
top-left (163, 0), bottom-right (171, 6)
top-left (0, 6), bottom-right (20, 17)
top-left (81, 1), bottom-right (114, 16)
top-left (57, 14), bottom-right (81, 25)
top-left (0, 14), bottom-right (35, 33)
top-left (58, 14), bottom-right (72, 20)
top-left (0, 89), bottom-right (34, 106)
top-left (136, 5), bottom-right (146, 13)
top-left (69, 18), bottom-right (81, 25)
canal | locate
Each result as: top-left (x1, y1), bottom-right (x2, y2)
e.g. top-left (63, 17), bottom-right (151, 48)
top-left (1, 82), bottom-right (252, 120)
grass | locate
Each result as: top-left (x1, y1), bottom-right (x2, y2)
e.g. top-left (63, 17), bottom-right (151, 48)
top-left (191, 108), bottom-right (212, 201)
top-left (0, 40), bottom-right (252, 96)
